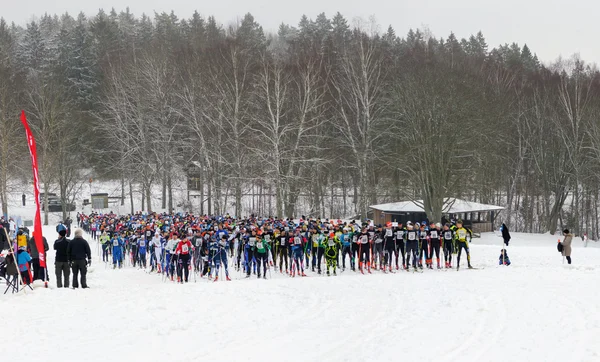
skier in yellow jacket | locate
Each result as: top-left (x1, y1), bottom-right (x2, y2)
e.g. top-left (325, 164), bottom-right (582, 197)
top-left (454, 220), bottom-right (473, 270)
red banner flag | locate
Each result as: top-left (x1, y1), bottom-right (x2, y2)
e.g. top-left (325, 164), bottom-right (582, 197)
top-left (20, 110), bottom-right (46, 269)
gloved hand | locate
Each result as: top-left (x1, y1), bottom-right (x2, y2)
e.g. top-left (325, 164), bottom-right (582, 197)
top-left (88, 259), bottom-right (92, 266)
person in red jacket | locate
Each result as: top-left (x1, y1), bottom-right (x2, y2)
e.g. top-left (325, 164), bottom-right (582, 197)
top-left (175, 235), bottom-right (193, 283)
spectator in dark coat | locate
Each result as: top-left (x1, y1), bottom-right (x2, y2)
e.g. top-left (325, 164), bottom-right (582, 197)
top-left (66, 229), bottom-right (91, 289)
top-left (28, 235), bottom-right (49, 281)
top-left (501, 223), bottom-right (511, 246)
top-left (54, 229), bottom-right (70, 288)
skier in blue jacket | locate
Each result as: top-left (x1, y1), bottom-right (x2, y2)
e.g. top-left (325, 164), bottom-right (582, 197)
top-left (138, 236), bottom-right (147, 268)
top-left (112, 236), bottom-right (125, 269)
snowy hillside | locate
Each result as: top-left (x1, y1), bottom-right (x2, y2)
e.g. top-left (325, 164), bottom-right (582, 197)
top-left (2, 227), bottom-right (599, 362)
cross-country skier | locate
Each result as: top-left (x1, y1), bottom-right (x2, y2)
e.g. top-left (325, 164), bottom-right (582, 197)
top-left (277, 229), bottom-right (289, 274)
top-left (255, 232), bottom-right (270, 279)
top-left (99, 231), bottom-right (110, 262)
top-left (324, 232), bottom-right (341, 276)
top-left (405, 222), bottom-right (419, 271)
top-left (373, 225), bottom-right (385, 271)
top-left (111, 234), bottom-right (124, 269)
top-left (394, 223), bottom-right (406, 270)
top-left (442, 224), bottom-right (455, 268)
top-left (428, 223), bottom-right (442, 269)
top-left (340, 228), bottom-right (353, 271)
top-left (358, 228), bottom-right (371, 274)
top-left (290, 229), bottom-right (307, 277)
top-left (150, 232), bottom-right (162, 272)
top-left (382, 222), bottom-right (395, 272)
top-left (418, 223), bottom-right (429, 269)
top-left (138, 235), bottom-right (148, 268)
top-left (212, 233), bottom-right (231, 282)
top-left (175, 236), bottom-right (193, 283)
top-left (454, 220), bottom-right (473, 270)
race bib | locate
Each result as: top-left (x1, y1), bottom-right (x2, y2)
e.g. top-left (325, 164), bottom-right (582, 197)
top-left (257, 242), bottom-right (263, 249)
top-left (140, 240), bottom-right (146, 247)
top-left (420, 232), bottom-right (427, 239)
top-left (444, 232), bottom-right (452, 240)
top-left (430, 231), bottom-right (438, 239)
top-left (408, 233), bottom-right (416, 241)
top-left (264, 235), bottom-right (270, 241)
top-left (294, 237), bottom-right (301, 245)
top-left (385, 229), bottom-right (392, 237)
top-left (458, 230), bottom-right (467, 239)
top-left (182, 244), bottom-right (189, 253)
top-left (113, 240), bottom-right (119, 246)
top-left (219, 240), bottom-right (226, 247)
top-left (280, 239), bottom-right (286, 246)
top-left (375, 238), bottom-right (383, 243)
top-left (328, 239), bottom-right (335, 246)
top-left (396, 231), bottom-right (404, 239)
top-left (249, 238), bottom-right (256, 246)
top-left (360, 236), bottom-right (368, 244)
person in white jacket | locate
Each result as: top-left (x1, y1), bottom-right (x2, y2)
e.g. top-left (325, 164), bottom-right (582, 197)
top-left (165, 235), bottom-right (179, 280)
top-left (151, 232), bottom-right (162, 272)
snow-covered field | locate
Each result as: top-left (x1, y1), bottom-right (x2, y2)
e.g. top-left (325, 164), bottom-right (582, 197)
top-left (2, 224), bottom-right (599, 362)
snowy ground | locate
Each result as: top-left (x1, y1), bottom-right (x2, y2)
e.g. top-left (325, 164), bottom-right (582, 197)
top-left (1, 227), bottom-right (599, 362)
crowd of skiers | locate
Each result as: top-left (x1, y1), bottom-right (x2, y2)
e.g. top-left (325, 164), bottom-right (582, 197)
top-left (75, 211), bottom-right (486, 284)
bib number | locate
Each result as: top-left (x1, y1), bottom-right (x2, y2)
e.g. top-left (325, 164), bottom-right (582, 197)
top-left (385, 229), bottom-right (392, 237)
top-left (328, 239), bottom-right (335, 247)
top-left (430, 231), bottom-right (438, 239)
top-left (294, 237), bottom-right (301, 245)
top-left (458, 230), bottom-right (467, 239)
top-left (113, 240), bottom-right (119, 246)
top-left (182, 244), bottom-right (189, 253)
top-left (249, 238), bottom-right (256, 246)
top-left (280, 239), bottom-right (286, 246)
top-left (257, 242), bottom-right (263, 249)
top-left (408, 233), bottom-right (416, 241)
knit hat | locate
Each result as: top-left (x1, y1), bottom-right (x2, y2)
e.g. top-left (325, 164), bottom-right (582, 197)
top-left (563, 229), bottom-right (570, 234)
top-left (58, 229), bottom-right (67, 237)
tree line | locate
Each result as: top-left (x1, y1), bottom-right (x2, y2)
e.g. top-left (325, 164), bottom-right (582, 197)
top-left (0, 9), bottom-right (599, 237)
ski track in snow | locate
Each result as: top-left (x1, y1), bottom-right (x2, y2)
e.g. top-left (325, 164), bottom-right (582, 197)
top-left (2, 229), bottom-right (600, 362)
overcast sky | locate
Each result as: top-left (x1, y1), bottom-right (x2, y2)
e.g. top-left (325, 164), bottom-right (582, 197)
top-left (1, 0), bottom-right (597, 64)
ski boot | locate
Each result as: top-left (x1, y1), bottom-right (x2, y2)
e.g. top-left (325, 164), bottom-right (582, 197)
top-left (301, 272), bottom-right (307, 277)
top-left (214, 276), bottom-right (219, 282)
top-left (257, 273), bottom-right (262, 278)
top-left (327, 270), bottom-right (330, 276)
top-left (318, 269), bottom-right (322, 275)
top-left (263, 275), bottom-right (266, 279)
top-left (226, 276), bottom-right (231, 281)
top-left (333, 270), bottom-right (337, 276)
top-left (468, 264), bottom-right (474, 269)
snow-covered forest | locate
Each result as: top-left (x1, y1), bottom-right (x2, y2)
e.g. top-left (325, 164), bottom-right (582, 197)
top-left (0, 9), bottom-right (598, 236)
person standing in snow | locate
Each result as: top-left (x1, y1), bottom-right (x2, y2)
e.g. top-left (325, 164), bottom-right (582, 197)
top-left (561, 229), bottom-right (573, 264)
top-left (324, 232), bottom-right (341, 276)
top-left (54, 229), bottom-right (70, 288)
top-left (28, 233), bottom-right (49, 281)
top-left (254, 232), bottom-right (270, 279)
top-left (454, 220), bottom-right (473, 270)
top-left (137, 235), bottom-right (147, 268)
top-left (501, 223), bottom-right (511, 246)
top-left (442, 224), bottom-right (455, 268)
top-left (429, 223), bottom-right (442, 269)
top-left (405, 222), bottom-right (419, 271)
top-left (67, 229), bottom-right (91, 288)
top-left (212, 233), bottom-right (231, 282)
top-left (175, 235), bottom-right (193, 283)
top-left (17, 247), bottom-right (32, 285)
top-left (99, 231), bottom-right (110, 263)
top-left (394, 223), bottom-right (406, 270)
top-left (357, 228), bottom-right (371, 274)
top-left (290, 229), bottom-right (307, 277)
top-left (110, 234), bottom-right (124, 269)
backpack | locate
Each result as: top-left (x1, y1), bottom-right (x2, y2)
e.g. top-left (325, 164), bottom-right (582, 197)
top-left (557, 242), bottom-right (564, 253)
